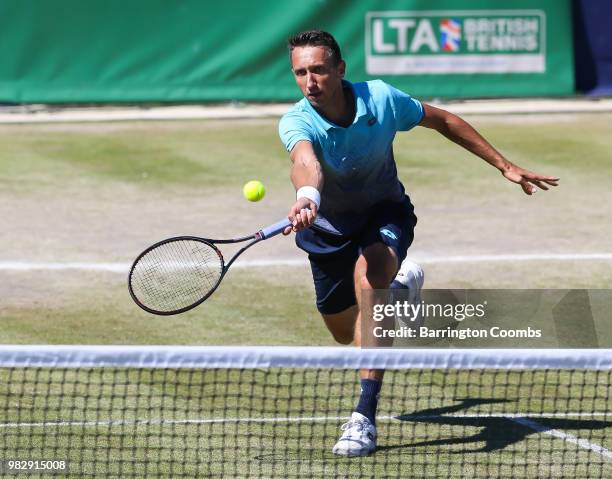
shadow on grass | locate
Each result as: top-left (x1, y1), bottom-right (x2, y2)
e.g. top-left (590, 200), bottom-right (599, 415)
top-left (377, 397), bottom-right (612, 455)
top-left (253, 398), bottom-right (611, 467)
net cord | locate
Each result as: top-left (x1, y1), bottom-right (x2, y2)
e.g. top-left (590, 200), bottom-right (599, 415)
top-left (0, 346), bottom-right (609, 370)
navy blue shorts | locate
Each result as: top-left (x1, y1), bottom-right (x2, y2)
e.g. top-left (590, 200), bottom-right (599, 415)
top-left (296, 196), bottom-right (417, 314)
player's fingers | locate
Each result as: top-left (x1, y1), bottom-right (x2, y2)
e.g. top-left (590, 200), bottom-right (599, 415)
top-left (311, 203), bottom-right (318, 216)
top-left (304, 208), bottom-right (315, 226)
top-left (290, 206), bottom-right (303, 226)
top-left (289, 202), bottom-right (316, 231)
top-left (290, 209), bottom-right (305, 231)
top-left (299, 208), bottom-right (313, 226)
top-left (538, 175), bottom-right (560, 182)
top-left (301, 208), bottom-right (312, 228)
top-left (532, 180), bottom-right (549, 191)
top-left (543, 178), bottom-right (560, 186)
top-left (521, 181), bottom-right (535, 195)
top-left (282, 225), bottom-right (293, 236)
top-left (295, 209), bottom-right (304, 226)
top-left (527, 172), bottom-right (560, 182)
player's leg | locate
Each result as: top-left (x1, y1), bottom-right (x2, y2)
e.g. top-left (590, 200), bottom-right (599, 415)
top-left (316, 244), bottom-right (410, 346)
top-left (310, 260), bottom-right (361, 344)
top-left (333, 196), bottom-right (419, 456)
top-left (353, 242), bottom-right (399, 349)
top-left (320, 306), bottom-right (358, 344)
top-left (295, 225), bottom-right (361, 344)
top-left (319, 240), bottom-right (400, 346)
top-left (353, 196), bottom-right (418, 411)
top-left (353, 242), bottom-right (398, 417)
top-left (332, 242), bottom-right (398, 456)
top-left (372, 196), bottom-right (424, 327)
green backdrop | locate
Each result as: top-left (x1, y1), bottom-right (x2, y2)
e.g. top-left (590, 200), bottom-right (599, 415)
top-left (0, 0), bottom-right (573, 103)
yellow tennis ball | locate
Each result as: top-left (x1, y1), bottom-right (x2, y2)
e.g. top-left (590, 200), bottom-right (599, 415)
top-left (243, 180), bottom-right (266, 202)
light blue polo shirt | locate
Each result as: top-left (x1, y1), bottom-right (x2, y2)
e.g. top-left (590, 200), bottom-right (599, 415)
top-left (278, 79), bottom-right (423, 235)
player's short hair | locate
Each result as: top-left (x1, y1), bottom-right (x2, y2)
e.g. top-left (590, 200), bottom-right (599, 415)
top-left (287, 30), bottom-right (343, 65)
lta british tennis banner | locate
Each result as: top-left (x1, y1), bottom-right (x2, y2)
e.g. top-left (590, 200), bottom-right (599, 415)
top-left (0, 0), bottom-right (572, 102)
top-left (366, 11), bottom-right (546, 75)
top-left (361, 2), bottom-right (572, 97)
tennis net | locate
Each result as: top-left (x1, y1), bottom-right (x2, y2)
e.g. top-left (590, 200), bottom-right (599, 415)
top-left (0, 346), bottom-right (610, 478)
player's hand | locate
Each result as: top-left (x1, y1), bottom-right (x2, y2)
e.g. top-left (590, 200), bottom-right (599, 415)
top-left (501, 163), bottom-right (560, 195)
top-left (283, 198), bottom-right (318, 235)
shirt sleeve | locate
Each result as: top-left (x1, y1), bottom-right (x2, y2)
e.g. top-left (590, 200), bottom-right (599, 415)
top-left (385, 83), bottom-right (424, 131)
top-left (278, 111), bottom-right (314, 152)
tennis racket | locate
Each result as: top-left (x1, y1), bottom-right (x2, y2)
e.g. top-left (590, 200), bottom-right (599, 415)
top-left (128, 217), bottom-right (291, 315)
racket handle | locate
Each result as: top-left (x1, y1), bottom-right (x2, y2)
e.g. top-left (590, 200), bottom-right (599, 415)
top-left (259, 218), bottom-right (291, 239)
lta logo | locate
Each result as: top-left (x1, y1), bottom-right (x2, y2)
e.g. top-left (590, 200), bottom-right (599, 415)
top-left (440, 19), bottom-right (461, 52)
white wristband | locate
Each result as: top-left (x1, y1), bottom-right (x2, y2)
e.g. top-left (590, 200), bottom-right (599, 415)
top-left (296, 186), bottom-right (321, 208)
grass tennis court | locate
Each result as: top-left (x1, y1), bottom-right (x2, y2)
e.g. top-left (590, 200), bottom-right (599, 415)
top-left (1, 113), bottom-right (611, 476)
top-left (1, 360), bottom-right (610, 478)
top-left (1, 114), bottom-right (611, 345)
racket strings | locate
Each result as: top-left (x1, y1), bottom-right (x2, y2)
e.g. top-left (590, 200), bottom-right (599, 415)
top-left (130, 239), bottom-right (223, 313)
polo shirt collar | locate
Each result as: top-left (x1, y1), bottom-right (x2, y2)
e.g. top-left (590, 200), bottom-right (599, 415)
top-left (304, 80), bottom-right (368, 131)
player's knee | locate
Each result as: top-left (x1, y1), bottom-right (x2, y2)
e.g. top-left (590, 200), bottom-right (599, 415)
top-left (327, 320), bottom-right (354, 344)
top-left (359, 272), bottom-right (389, 291)
top-left (331, 331), bottom-right (353, 345)
top-left (358, 247), bottom-right (397, 290)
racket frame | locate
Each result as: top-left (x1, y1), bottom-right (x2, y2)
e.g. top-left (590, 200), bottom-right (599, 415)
top-left (128, 217), bottom-right (291, 315)
top-left (128, 233), bottom-right (267, 315)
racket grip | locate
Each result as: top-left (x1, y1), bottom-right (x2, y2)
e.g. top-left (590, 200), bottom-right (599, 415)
top-left (259, 218), bottom-right (292, 239)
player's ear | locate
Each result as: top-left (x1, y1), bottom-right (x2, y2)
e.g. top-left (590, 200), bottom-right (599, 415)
top-left (337, 60), bottom-right (346, 78)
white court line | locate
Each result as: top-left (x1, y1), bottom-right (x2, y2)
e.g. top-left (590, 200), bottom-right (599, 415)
top-left (0, 411), bottom-right (608, 429)
top-left (2, 253), bottom-right (612, 272)
top-left (423, 253), bottom-right (612, 263)
top-left (0, 262), bottom-right (130, 272)
top-left (511, 416), bottom-right (612, 459)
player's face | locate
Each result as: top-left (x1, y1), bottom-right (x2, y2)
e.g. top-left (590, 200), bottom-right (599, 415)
top-left (290, 46), bottom-right (345, 109)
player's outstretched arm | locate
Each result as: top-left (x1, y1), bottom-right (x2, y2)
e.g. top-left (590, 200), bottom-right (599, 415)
top-left (284, 140), bottom-right (324, 234)
top-left (419, 103), bottom-right (560, 195)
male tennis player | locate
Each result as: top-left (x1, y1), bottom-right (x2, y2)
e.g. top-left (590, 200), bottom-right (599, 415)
top-left (278, 30), bottom-right (559, 456)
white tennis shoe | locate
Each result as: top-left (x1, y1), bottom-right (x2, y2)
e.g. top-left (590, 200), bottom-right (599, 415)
top-left (393, 258), bottom-right (424, 303)
top-left (332, 412), bottom-right (377, 456)
top-left (392, 259), bottom-right (425, 328)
